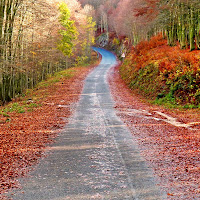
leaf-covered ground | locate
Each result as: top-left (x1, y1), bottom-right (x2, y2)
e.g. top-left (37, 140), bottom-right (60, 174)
top-left (108, 65), bottom-right (200, 200)
top-left (0, 63), bottom-right (97, 199)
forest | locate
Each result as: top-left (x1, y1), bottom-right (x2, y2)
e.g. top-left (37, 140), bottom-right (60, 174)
top-left (0, 0), bottom-right (95, 104)
top-left (79, 0), bottom-right (200, 107)
top-left (0, 0), bottom-right (200, 198)
top-left (0, 0), bottom-right (200, 105)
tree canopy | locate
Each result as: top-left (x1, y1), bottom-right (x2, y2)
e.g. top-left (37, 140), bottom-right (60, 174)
top-left (0, 0), bottom-right (96, 104)
top-left (78, 0), bottom-right (200, 51)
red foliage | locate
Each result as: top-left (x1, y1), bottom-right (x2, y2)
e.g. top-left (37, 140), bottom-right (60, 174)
top-left (135, 7), bottom-right (148, 17)
top-left (129, 34), bottom-right (200, 73)
top-left (134, 0), bottom-right (160, 20)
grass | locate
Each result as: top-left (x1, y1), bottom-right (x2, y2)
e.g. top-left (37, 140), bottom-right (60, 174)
top-left (36, 69), bottom-right (75, 89)
top-left (153, 93), bottom-right (178, 109)
top-left (2, 103), bottom-right (25, 114)
top-left (0, 102), bottom-right (42, 116)
top-left (0, 51), bottom-right (99, 118)
top-left (24, 102), bottom-right (42, 108)
top-left (120, 63), bottom-right (200, 110)
top-left (2, 75), bottom-right (91, 116)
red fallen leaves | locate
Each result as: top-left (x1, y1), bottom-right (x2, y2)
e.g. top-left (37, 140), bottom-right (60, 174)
top-left (108, 65), bottom-right (200, 200)
top-left (0, 65), bottom-right (96, 198)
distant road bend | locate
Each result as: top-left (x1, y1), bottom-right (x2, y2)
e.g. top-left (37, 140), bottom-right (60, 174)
top-left (8, 48), bottom-right (167, 200)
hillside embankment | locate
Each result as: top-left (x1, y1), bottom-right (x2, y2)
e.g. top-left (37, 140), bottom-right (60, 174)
top-left (120, 34), bottom-right (200, 109)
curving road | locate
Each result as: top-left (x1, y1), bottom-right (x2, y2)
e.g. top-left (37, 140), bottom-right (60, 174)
top-left (8, 48), bottom-right (167, 200)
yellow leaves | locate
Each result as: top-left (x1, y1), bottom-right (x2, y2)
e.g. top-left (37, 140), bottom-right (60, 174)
top-left (30, 51), bottom-right (37, 56)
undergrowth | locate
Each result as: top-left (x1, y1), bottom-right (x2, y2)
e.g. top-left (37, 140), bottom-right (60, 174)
top-left (120, 34), bottom-right (200, 108)
top-left (0, 102), bottom-right (42, 115)
top-left (0, 50), bottom-right (99, 118)
top-left (37, 69), bottom-right (75, 89)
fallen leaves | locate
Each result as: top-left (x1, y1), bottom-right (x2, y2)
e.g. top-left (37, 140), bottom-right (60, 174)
top-left (108, 65), bottom-right (200, 200)
top-left (0, 64), bottom-right (96, 198)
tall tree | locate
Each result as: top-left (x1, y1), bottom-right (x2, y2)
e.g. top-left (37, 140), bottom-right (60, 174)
top-left (0, 0), bottom-right (97, 104)
top-left (57, 2), bottom-right (77, 58)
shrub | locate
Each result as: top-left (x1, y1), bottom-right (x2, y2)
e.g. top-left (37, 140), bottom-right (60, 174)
top-left (120, 34), bottom-right (200, 107)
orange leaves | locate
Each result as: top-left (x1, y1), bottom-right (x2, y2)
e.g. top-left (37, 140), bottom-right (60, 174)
top-left (135, 7), bottom-right (148, 17)
top-left (123, 33), bottom-right (200, 105)
top-left (130, 34), bottom-right (167, 70)
top-left (0, 65), bottom-right (95, 197)
top-left (159, 59), bottom-right (173, 72)
top-left (109, 65), bottom-right (200, 199)
top-left (134, 0), bottom-right (159, 20)
top-left (129, 34), bottom-right (200, 74)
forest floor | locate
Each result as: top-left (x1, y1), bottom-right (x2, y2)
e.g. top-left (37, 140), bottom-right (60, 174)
top-left (108, 65), bottom-right (200, 200)
top-left (0, 58), bottom-right (99, 199)
top-left (0, 52), bottom-right (199, 200)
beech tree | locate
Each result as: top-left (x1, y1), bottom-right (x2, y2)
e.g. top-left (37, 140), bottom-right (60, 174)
top-left (58, 2), bottom-right (77, 58)
top-left (79, 0), bottom-right (200, 51)
top-left (0, 0), bottom-right (25, 102)
top-left (159, 0), bottom-right (200, 50)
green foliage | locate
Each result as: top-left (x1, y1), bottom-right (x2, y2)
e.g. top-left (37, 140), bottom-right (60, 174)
top-left (86, 17), bottom-right (96, 44)
top-left (120, 34), bottom-right (200, 108)
top-left (0, 101), bottom-right (43, 115)
top-left (2, 103), bottom-right (25, 114)
top-left (80, 16), bottom-right (96, 60)
top-left (25, 103), bottom-right (41, 112)
top-left (120, 59), bottom-right (200, 108)
top-left (110, 37), bottom-right (122, 57)
top-left (164, 68), bottom-right (200, 105)
top-left (157, 0), bottom-right (200, 51)
top-left (54, 69), bottom-right (75, 79)
top-left (121, 64), bottom-right (162, 99)
top-left (58, 2), bottom-right (77, 57)
top-left (1, 113), bottom-right (10, 117)
top-left (75, 56), bottom-right (89, 66)
top-left (37, 79), bottom-right (59, 88)
top-left (24, 103), bottom-right (40, 108)
top-left (112, 38), bottom-right (120, 46)
top-left (154, 92), bottom-right (177, 108)
top-left (36, 68), bottom-right (75, 89)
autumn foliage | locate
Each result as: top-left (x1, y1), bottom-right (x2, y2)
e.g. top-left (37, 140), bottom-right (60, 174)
top-left (129, 34), bottom-right (200, 72)
top-left (0, 61), bottom-right (97, 198)
top-left (121, 34), bottom-right (200, 106)
top-left (109, 65), bottom-right (200, 199)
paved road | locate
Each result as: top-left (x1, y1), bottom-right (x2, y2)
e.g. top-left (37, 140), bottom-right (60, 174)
top-left (8, 48), bottom-right (167, 200)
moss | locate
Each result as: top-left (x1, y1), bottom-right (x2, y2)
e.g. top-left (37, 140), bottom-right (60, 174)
top-left (2, 103), bottom-right (25, 114)
top-left (121, 63), bottom-right (163, 99)
top-left (120, 61), bottom-right (200, 109)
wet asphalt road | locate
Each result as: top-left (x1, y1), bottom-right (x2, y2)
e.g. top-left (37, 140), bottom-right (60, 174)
top-left (8, 48), bottom-right (167, 200)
